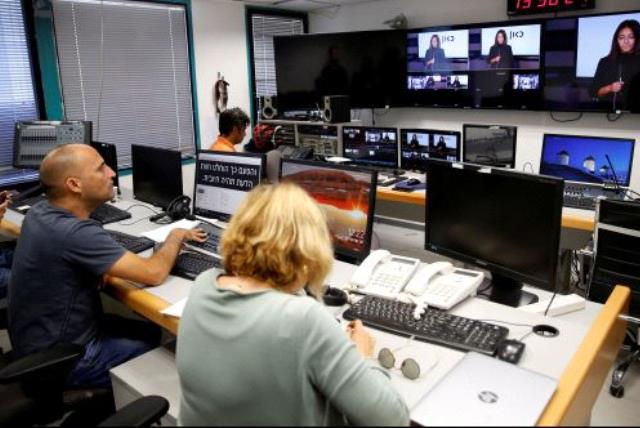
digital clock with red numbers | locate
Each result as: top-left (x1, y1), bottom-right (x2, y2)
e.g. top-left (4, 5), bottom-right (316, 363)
top-left (507, 0), bottom-right (596, 16)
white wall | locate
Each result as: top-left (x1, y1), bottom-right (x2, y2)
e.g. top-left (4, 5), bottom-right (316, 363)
top-left (191, 0), bottom-right (252, 150)
top-left (308, 0), bottom-right (640, 191)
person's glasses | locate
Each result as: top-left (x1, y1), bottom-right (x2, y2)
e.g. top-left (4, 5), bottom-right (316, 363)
top-left (377, 347), bottom-right (421, 380)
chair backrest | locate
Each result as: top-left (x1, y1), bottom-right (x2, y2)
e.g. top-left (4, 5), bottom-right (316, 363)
top-left (589, 199), bottom-right (640, 317)
top-left (538, 285), bottom-right (630, 426)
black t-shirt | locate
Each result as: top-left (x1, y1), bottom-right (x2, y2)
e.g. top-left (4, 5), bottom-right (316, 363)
top-left (591, 54), bottom-right (640, 110)
top-left (8, 201), bottom-right (126, 356)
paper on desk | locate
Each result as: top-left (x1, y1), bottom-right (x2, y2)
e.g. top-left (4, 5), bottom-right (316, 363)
top-left (160, 298), bottom-right (187, 318)
top-left (141, 219), bottom-right (200, 242)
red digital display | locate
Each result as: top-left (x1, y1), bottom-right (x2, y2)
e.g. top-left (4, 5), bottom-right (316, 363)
top-left (507, 0), bottom-right (595, 15)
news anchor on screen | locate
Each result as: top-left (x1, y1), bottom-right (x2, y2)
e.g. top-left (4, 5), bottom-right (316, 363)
top-left (424, 34), bottom-right (449, 71)
top-left (591, 20), bottom-right (640, 111)
top-left (488, 29), bottom-right (513, 69)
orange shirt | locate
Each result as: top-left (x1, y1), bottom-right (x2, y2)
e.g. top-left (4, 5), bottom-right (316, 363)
top-left (209, 135), bottom-right (235, 152)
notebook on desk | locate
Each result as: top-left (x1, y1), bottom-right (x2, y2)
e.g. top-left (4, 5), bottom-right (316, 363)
top-left (412, 352), bottom-right (557, 426)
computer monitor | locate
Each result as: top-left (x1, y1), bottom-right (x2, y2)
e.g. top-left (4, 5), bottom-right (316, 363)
top-left (463, 124), bottom-right (517, 168)
top-left (342, 126), bottom-right (398, 169)
top-left (425, 159), bottom-right (564, 307)
top-left (540, 134), bottom-right (635, 187)
top-left (279, 159), bottom-right (377, 264)
top-left (400, 128), bottom-right (461, 171)
top-left (193, 150), bottom-right (266, 222)
top-left (90, 141), bottom-right (120, 194)
top-left (131, 144), bottom-right (183, 209)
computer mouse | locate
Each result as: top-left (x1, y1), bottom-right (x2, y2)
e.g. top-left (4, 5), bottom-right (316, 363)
top-left (495, 339), bottom-right (526, 364)
top-left (406, 178), bottom-right (421, 185)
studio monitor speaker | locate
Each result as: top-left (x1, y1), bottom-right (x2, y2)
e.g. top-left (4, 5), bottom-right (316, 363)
top-left (323, 95), bottom-right (350, 123)
top-left (261, 96), bottom-right (278, 120)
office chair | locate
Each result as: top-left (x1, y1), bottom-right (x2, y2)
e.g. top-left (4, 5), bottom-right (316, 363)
top-left (0, 342), bottom-right (169, 426)
top-left (588, 198), bottom-right (640, 398)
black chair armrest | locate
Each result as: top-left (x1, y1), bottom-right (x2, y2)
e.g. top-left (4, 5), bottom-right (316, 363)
top-left (97, 396), bottom-right (169, 427)
top-left (0, 343), bottom-right (84, 384)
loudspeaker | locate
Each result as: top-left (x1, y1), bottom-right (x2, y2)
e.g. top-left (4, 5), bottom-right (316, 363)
top-left (261, 96), bottom-right (278, 120)
top-left (323, 95), bottom-right (350, 123)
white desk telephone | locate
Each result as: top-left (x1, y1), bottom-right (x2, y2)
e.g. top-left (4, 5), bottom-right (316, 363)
top-left (350, 250), bottom-right (484, 310)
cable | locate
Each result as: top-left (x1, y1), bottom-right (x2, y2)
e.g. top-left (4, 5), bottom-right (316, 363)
top-left (118, 214), bottom-right (153, 226)
top-left (549, 111), bottom-right (583, 123)
top-left (543, 291), bottom-right (559, 316)
top-left (624, 188), bottom-right (640, 200)
top-left (522, 162), bottom-right (535, 173)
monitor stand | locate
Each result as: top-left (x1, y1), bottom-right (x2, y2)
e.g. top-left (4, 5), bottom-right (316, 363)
top-left (477, 273), bottom-right (539, 308)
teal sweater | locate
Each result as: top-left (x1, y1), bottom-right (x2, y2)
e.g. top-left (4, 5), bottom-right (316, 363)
top-left (176, 269), bottom-right (410, 426)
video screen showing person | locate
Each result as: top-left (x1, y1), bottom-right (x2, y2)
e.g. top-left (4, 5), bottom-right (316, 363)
top-left (463, 125), bottom-right (517, 168)
top-left (342, 126), bottom-right (398, 168)
top-left (407, 29), bottom-right (469, 90)
top-left (513, 73), bottom-right (540, 90)
top-left (545, 12), bottom-right (640, 112)
top-left (471, 24), bottom-right (542, 71)
top-left (540, 134), bottom-right (635, 186)
top-left (280, 160), bottom-right (376, 260)
top-left (401, 129), bottom-right (461, 171)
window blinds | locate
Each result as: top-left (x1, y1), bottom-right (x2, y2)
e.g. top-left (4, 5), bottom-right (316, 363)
top-left (52, 0), bottom-right (195, 167)
top-left (0, 0), bottom-right (39, 168)
top-left (251, 14), bottom-right (304, 98)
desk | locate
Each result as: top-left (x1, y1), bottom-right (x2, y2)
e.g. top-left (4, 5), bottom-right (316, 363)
top-left (4, 201), bottom-right (618, 425)
top-left (376, 187), bottom-right (596, 232)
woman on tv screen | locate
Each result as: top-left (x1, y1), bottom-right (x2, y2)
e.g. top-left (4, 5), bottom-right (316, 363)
top-left (488, 29), bottom-right (513, 69)
top-left (424, 34), bottom-right (448, 71)
top-left (591, 19), bottom-right (640, 111)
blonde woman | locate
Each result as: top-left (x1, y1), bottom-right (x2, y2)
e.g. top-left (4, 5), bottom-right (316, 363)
top-left (176, 183), bottom-right (410, 426)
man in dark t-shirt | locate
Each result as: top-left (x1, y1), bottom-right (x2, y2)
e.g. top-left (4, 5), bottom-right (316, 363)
top-left (8, 144), bottom-right (207, 388)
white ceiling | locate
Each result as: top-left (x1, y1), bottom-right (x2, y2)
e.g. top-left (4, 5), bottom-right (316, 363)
top-left (235, 0), bottom-right (375, 12)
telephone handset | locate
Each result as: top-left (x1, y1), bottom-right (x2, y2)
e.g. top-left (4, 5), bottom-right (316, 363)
top-left (405, 262), bottom-right (484, 310)
top-left (350, 250), bottom-right (421, 298)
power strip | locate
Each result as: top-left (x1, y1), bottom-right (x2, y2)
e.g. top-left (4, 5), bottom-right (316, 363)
top-left (519, 293), bottom-right (586, 317)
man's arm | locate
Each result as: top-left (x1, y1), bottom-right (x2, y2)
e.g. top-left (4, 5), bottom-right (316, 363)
top-left (106, 228), bottom-right (207, 286)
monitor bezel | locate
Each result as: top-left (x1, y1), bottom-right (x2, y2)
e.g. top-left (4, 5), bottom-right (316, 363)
top-left (131, 144), bottom-right (183, 210)
top-left (192, 149), bottom-right (266, 222)
top-left (400, 128), bottom-right (462, 171)
top-left (341, 125), bottom-right (399, 169)
top-left (278, 158), bottom-right (378, 264)
top-left (424, 158), bottom-right (564, 291)
top-left (90, 141), bottom-right (119, 192)
top-left (539, 133), bottom-right (636, 187)
top-left (462, 123), bottom-right (518, 168)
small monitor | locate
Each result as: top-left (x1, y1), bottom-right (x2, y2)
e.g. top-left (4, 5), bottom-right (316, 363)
top-left (193, 151), bottom-right (266, 222)
top-left (279, 159), bottom-right (377, 264)
top-left (540, 134), bottom-right (635, 187)
top-left (131, 144), bottom-right (183, 209)
top-left (463, 124), bottom-right (517, 168)
top-left (425, 159), bottom-right (564, 307)
top-left (342, 126), bottom-right (398, 168)
top-left (400, 128), bottom-right (461, 171)
top-left (90, 141), bottom-right (120, 194)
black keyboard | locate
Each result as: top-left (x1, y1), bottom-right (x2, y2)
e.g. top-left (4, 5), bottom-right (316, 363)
top-left (171, 251), bottom-right (222, 280)
top-left (563, 194), bottom-right (597, 210)
top-left (107, 230), bottom-right (155, 253)
top-left (343, 295), bottom-right (509, 356)
top-left (90, 204), bottom-right (132, 225)
top-left (12, 193), bottom-right (131, 224)
top-left (186, 222), bottom-right (222, 254)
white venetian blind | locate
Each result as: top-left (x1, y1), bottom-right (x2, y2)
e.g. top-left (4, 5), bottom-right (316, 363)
top-left (52, 0), bottom-right (195, 167)
top-left (0, 0), bottom-right (39, 168)
top-left (251, 13), bottom-right (304, 107)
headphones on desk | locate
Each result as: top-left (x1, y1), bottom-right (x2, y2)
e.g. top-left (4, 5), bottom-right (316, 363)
top-left (150, 195), bottom-right (195, 223)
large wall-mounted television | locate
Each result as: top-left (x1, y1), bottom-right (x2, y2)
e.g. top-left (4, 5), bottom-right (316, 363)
top-left (274, 30), bottom-right (406, 111)
top-left (406, 20), bottom-right (544, 110)
top-left (544, 11), bottom-right (640, 113)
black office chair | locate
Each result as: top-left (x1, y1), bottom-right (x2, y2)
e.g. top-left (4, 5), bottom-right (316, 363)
top-left (588, 198), bottom-right (640, 398)
top-left (0, 342), bottom-right (169, 426)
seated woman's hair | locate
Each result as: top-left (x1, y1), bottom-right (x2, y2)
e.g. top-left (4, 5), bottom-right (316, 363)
top-left (220, 182), bottom-right (334, 296)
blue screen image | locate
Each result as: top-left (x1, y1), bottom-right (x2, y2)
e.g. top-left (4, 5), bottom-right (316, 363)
top-left (540, 135), bottom-right (634, 186)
